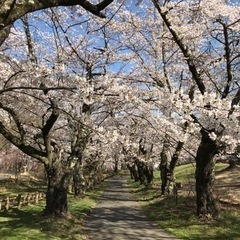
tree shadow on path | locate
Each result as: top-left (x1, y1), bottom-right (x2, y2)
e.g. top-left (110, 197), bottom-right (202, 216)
top-left (83, 175), bottom-right (180, 240)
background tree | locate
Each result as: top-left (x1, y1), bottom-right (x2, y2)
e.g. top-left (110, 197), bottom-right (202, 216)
top-left (150, 0), bottom-right (240, 218)
top-left (0, 7), bottom-right (119, 215)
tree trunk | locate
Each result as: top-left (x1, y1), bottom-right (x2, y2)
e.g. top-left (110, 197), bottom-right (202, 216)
top-left (195, 129), bottom-right (221, 218)
top-left (136, 160), bottom-right (145, 185)
top-left (114, 154), bottom-right (119, 173)
top-left (166, 141), bottom-right (184, 194)
top-left (73, 161), bottom-right (86, 198)
top-left (160, 139), bottom-right (170, 195)
top-left (85, 159), bottom-right (103, 190)
top-left (44, 164), bottom-right (71, 216)
top-left (127, 163), bottom-right (139, 182)
top-left (137, 138), bottom-right (153, 186)
top-left (143, 164), bottom-right (154, 185)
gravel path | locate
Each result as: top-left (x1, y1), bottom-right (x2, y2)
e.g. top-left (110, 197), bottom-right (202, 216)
top-left (83, 175), bottom-right (180, 240)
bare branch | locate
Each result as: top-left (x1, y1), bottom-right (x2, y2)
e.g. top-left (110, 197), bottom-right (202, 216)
top-left (0, 86), bottom-right (77, 95)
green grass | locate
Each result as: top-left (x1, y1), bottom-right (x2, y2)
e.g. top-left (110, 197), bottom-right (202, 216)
top-left (0, 177), bottom-right (46, 198)
top-left (174, 163), bottom-right (196, 182)
top-left (0, 184), bottom-right (105, 240)
top-left (129, 163), bottom-right (240, 240)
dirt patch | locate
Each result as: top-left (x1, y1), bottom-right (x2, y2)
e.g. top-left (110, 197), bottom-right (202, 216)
top-left (215, 166), bottom-right (240, 205)
top-left (179, 165), bottom-right (240, 207)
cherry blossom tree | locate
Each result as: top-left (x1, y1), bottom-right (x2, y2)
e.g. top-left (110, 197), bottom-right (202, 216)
top-left (0, 6), bottom-right (119, 214)
top-left (0, 4), bottom-right (153, 214)
top-left (0, 0), bottom-right (239, 220)
top-left (150, 0), bottom-right (240, 217)
top-left (104, 0), bottom-right (239, 217)
top-left (105, 4), bottom-right (192, 192)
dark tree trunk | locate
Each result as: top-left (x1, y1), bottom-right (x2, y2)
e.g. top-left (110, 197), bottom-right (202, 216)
top-left (195, 129), bottom-right (221, 218)
top-left (166, 141), bottom-right (184, 194)
top-left (114, 154), bottom-right (119, 173)
top-left (137, 138), bottom-right (153, 186)
top-left (73, 175), bottom-right (85, 197)
top-left (143, 164), bottom-right (154, 185)
top-left (127, 163), bottom-right (139, 182)
top-left (44, 163), bottom-right (71, 216)
top-left (160, 166), bottom-right (168, 195)
top-left (138, 163), bottom-right (154, 186)
top-left (160, 139), bottom-right (170, 195)
top-left (73, 161), bottom-right (86, 198)
top-left (85, 158), bottom-right (104, 190)
top-left (136, 160), bottom-right (145, 185)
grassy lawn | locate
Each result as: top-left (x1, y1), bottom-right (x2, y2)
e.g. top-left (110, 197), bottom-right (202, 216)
top-left (0, 176), bottom-right (46, 198)
top-left (0, 183), bottom-right (104, 240)
top-left (129, 163), bottom-right (240, 240)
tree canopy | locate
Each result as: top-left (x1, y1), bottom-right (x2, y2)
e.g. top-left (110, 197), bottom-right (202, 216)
top-left (0, 0), bottom-right (239, 217)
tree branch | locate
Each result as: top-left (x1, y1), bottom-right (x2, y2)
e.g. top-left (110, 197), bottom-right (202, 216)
top-left (217, 20), bottom-right (233, 99)
top-left (0, 0), bottom-right (114, 45)
top-left (0, 86), bottom-right (76, 95)
top-left (21, 15), bottom-right (37, 64)
top-left (0, 116), bottom-right (46, 161)
top-left (228, 88), bottom-right (240, 116)
top-left (0, 102), bottom-right (25, 141)
top-left (151, 0), bottom-right (206, 95)
top-left (42, 98), bottom-right (59, 138)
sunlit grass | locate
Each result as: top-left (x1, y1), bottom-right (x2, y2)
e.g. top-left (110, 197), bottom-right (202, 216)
top-left (174, 163), bottom-right (196, 182)
top-left (129, 163), bottom-right (240, 240)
